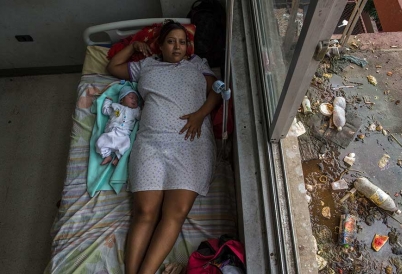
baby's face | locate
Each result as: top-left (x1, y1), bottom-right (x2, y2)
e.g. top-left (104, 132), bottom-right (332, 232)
top-left (121, 92), bottom-right (139, 109)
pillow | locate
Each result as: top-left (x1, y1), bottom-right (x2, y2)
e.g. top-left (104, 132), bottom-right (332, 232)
top-left (82, 46), bottom-right (110, 75)
top-left (107, 23), bottom-right (195, 62)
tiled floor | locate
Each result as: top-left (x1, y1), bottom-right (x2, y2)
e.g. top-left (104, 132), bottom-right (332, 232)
top-left (0, 73), bottom-right (81, 273)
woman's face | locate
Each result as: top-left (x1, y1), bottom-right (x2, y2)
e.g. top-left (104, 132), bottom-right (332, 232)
top-left (159, 29), bottom-right (187, 63)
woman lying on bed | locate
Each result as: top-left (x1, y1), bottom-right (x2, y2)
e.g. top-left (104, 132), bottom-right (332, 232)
top-left (107, 19), bottom-right (222, 273)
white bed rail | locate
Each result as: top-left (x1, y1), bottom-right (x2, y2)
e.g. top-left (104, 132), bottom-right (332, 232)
top-left (83, 18), bottom-right (191, 46)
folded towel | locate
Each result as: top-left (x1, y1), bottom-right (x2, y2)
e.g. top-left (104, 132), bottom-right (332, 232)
top-left (87, 81), bottom-right (139, 197)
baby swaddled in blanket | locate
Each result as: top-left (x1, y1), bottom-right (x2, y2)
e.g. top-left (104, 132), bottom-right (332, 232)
top-left (96, 86), bottom-right (142, 166)
top-left (87, 81), bottom-right (143, 197)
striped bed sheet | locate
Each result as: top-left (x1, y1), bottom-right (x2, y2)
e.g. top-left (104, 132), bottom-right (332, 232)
top-left (45, 46), bottom-right (238, 273)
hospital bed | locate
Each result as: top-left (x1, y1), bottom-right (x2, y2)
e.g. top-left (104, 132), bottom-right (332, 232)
top-left (44, 18), bottom-right (238, 273)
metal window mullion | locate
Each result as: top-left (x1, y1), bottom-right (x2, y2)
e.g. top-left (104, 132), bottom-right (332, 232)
top-left (248, 1), bottom-right (286, 273)
top-left (254, 122), bottom-right (289, 273)
top-left (248, 1), bottom-right (297, 272)
top-left (265, 141), bottom-right (292, 273)
top-left (278, 139), bottom-right (301, 273)
top-left (249, 0), bottom-right (273, 124)
top-left (269, 0), bottom-right (349, 142)
top-left (250, 0), bottom-right (287, 125)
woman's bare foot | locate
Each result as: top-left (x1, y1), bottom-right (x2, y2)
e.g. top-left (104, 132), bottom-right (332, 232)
top-left (112, 158), bottom-right (119, 166)
top-left (101, 156), bottom-right (113, 165)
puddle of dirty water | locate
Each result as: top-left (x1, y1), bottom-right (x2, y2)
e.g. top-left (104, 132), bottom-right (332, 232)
top-left (303, 156), bottom-right (396, 272)
top-left (303, 158), bottom-right (342, 242)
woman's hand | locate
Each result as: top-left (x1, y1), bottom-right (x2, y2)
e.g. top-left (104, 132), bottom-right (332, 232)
top-left (179, 112), bottom-right (205, 141)
top-left (132, 41), bottom-right (152, 57)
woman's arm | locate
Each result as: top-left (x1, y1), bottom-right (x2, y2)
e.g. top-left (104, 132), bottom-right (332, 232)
top-left (106, 41), bottom-right (152, 80)
top-left (180, 75), bottom-right (222, 141)
top-left (194, 75), bottom-right (222, 118)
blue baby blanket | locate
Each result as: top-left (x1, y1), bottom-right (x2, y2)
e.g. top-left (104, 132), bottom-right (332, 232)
top-left (87, 81), bottom-right (139, 197)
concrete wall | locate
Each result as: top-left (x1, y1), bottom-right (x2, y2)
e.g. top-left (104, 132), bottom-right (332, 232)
top-left (374, 0), bottom-right (402, 32)
top-left (0, 0), bottom-right (162, 69)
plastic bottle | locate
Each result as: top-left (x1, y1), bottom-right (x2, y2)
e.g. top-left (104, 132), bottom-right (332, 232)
top-left (332, 96), bottom-right (346, 131)
top-left (302, 96), bottom-right (312, 114)
top-left (333, 96), bottom-right (346, 109)
top-left (338, 214), bottom-right (357, 247)
top-left (354, 177), bottom-right (401, 213)
top-left (332, 105), bottom-right (346, 131)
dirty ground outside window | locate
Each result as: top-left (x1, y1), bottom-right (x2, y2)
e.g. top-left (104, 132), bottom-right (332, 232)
top-left (296, 32), bottom-right (402, 272)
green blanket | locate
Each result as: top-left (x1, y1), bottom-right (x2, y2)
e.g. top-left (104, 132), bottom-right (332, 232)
top-left (87, 81), bottom-right (139, 197)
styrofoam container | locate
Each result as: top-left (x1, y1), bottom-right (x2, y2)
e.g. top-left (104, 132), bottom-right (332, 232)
top-left (319, 103), bottom-right (333, 116)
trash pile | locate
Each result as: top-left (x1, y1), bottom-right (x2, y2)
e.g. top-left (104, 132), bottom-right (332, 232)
top-left (294, 37), bottom-right (402, 273)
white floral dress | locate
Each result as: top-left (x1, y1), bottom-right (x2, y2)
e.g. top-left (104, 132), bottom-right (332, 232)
top-left (127, 55), bottom-right (216, 196)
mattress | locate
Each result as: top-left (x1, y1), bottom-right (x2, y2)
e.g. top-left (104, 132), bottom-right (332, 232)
top-left (44, 45), bottom-right (238, 273)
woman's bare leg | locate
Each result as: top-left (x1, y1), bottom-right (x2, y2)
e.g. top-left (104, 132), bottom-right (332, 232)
top-left (138, 189), bottom-right (198, 274)
top-left (125, 190), bottom-right (164, 274)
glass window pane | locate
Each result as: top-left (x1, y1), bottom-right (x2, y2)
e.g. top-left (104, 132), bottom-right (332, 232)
top-left (252, 0), bottom-right (309, 122)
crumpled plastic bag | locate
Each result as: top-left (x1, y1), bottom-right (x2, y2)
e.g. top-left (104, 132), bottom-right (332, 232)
top-left (287, 118), bottom-right (306, 137)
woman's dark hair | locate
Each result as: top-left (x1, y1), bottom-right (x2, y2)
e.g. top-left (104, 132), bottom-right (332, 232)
top-left (157, 19), bottom-right (188, 46)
